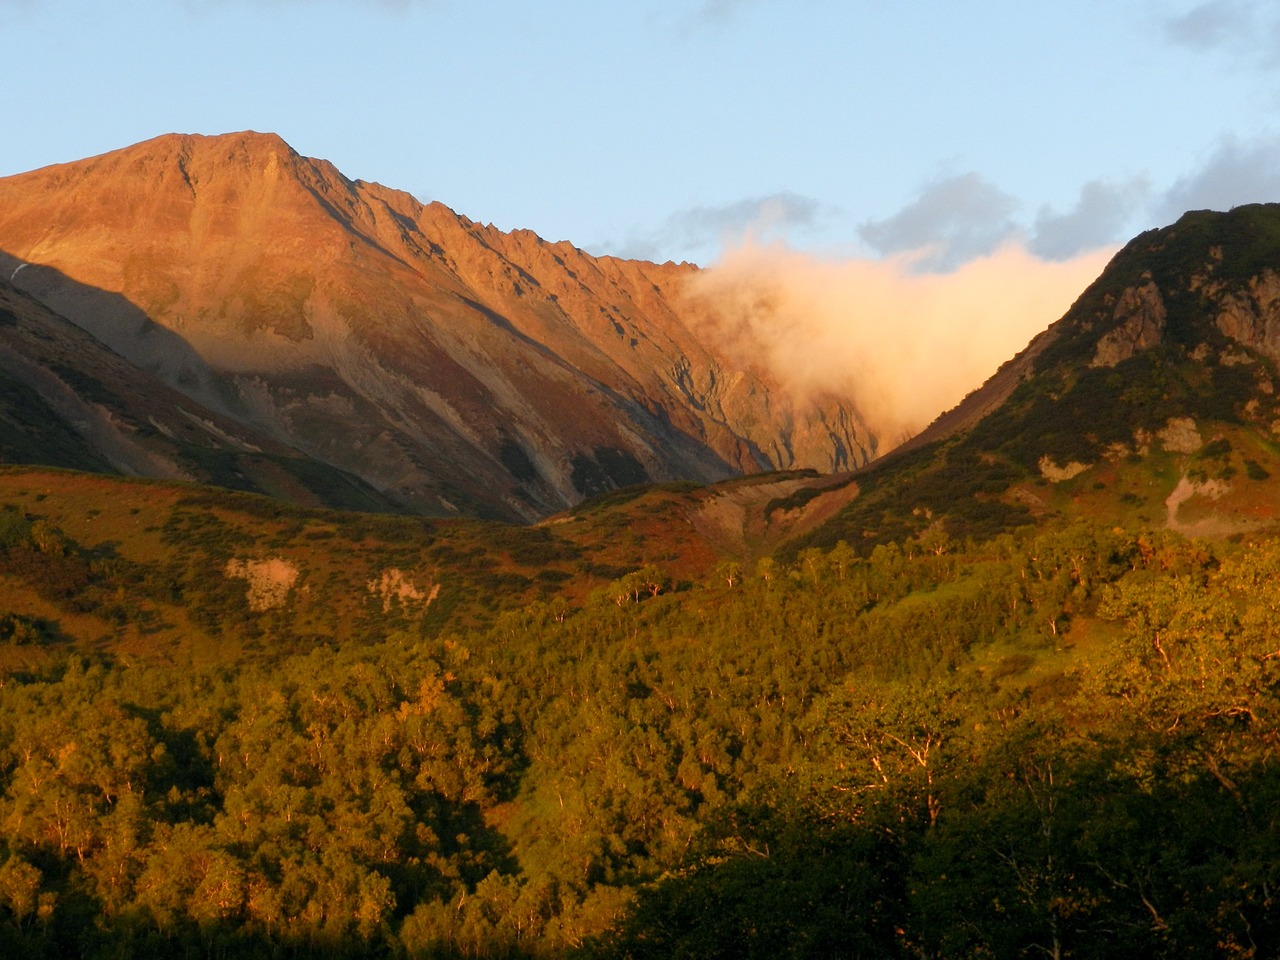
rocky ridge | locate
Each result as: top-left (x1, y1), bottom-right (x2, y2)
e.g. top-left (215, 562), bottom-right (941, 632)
top-left (0, 132), bottom-right (870, 520)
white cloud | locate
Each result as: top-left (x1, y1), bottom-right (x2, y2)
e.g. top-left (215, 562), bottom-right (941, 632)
top-left (690, 240), bottom-right (1115, 445)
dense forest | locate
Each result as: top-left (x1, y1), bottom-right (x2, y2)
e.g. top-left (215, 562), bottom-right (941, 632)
top-left (0, 495), bottom-right (1276, 958)
top-left (6, 140), bottom-right (1280, 960)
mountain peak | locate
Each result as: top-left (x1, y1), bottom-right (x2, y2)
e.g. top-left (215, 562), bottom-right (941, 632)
top-left (140, 129), bottom-right (295, 154)
top-left (40, 130), bottom-right (303, 182)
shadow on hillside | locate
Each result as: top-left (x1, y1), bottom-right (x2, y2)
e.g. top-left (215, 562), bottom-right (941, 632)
top-left (0, 249), bottom-right (240, 418)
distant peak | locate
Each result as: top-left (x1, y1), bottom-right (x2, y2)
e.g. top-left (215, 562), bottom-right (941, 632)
top-left (148, 130), bottom-right (294, 151)
top-left (81, 131), bottom-right (302, 175)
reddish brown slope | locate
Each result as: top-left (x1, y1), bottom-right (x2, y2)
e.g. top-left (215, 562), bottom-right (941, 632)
top-left (0, 133), bottom-right (869, 519)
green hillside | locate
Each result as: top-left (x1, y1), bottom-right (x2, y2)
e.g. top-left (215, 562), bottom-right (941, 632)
top-left (786, 206), bottom-right (1280, 556)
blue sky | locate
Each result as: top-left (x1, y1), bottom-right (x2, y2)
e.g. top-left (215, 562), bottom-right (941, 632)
top-left (3, 0), bottom-right (1280, 268)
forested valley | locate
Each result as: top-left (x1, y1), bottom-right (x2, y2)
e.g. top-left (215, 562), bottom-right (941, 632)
top-left (0, 486), bottom-right (1276, 959)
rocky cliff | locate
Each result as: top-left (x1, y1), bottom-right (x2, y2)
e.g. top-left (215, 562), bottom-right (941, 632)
top-left (0, 132), bottom-right (869, 519)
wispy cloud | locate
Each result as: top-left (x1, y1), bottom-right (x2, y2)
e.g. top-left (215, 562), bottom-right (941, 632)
top-left (1031, 177), bottom-right (1151, 261)
top-left (1158, 134), bottom-right (1280, 219)
top-left (1163, 0), bottom-right (1257, 50)
top-left (1161, 0), bottom-right (1280, 66)
top-left (695, 0), bottom-right (765, 22)
top-left (852, 132), bottom-right (1280, 273)
top-left (608, 191), bottom-right (826, 263)
top-left (617, 124), bottom-right (1280, 269)
top-left (184, 0), bottom-right (434, 9)
top-left (858, 173), bottom-right (1022, 273)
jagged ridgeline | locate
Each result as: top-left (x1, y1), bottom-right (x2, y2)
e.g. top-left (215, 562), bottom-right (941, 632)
top-left (0, 132), bottom-right (869, 522)
top-left (792, 204), bottom-right (1280, 553)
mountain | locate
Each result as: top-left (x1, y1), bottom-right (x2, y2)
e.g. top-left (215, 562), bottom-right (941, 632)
top-left (0, 132), bottom-right (869, 521)
top-left (791, 204), bottom-right (1280, 553)
top-left (3, 206), bottom-right (1280, 959)
top-left (0, 275), bottom-right (402, 511)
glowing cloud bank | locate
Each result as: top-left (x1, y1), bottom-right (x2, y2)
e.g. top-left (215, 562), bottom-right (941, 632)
top-left (690, 242), bottom-right (1116, 447)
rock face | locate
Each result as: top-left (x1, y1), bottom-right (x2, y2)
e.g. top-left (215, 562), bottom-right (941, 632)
top-left (0, 132), bottom-right (869, 520)
top-left (1090, 279), bottom-right (1166, 367)
top-left (1215, 269), bottom-right (1280, 365)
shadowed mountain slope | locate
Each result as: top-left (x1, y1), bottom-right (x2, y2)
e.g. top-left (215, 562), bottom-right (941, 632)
top-left (0, 276), bottom-right (396, 512)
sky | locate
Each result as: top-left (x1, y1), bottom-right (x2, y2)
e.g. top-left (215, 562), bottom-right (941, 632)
top-left (3, 0), bottom-right (1280, 436)
top-left (3, 0), bottom-right (1277, 269)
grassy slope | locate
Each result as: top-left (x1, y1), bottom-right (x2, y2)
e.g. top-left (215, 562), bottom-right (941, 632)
top-left (0, 467), bottom-right (590, 668)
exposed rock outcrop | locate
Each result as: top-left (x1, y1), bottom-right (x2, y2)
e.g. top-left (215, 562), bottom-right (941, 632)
top-left (225, 557), bottom-right (300, 611)
top-left (1157, 417), bottom-right (1202, 455)
top-left (1090, 279), bottom-right (1166, 368)
top-left (367, 568), bottom-right (440, 614)
top-left (1215, 269), bottom-right (1280, 365)
top-left (1037, 456), bottom-right (1089, 482)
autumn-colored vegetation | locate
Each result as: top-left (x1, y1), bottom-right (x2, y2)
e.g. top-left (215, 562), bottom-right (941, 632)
top-left (0, 469), bottom-right (1276, 957)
